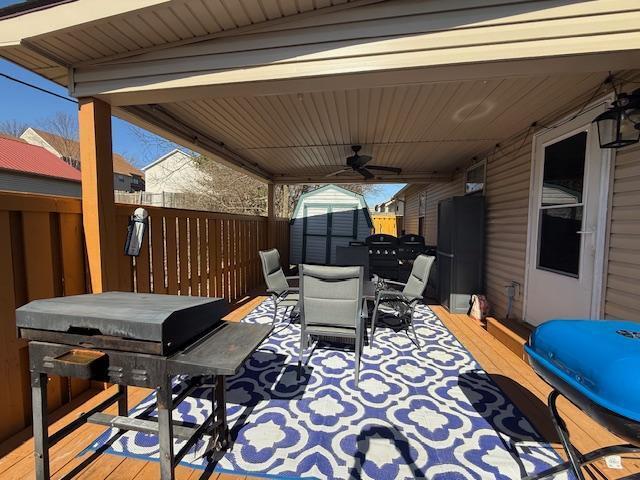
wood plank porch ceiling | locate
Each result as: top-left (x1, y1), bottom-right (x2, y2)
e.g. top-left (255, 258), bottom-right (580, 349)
top-left (136, 71), bottom-right (607, 183)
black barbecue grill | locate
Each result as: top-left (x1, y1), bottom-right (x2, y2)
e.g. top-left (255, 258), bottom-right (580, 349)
top-left (16, 292), bottom-right (272, 480)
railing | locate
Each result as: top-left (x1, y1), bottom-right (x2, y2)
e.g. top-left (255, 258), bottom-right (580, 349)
top-left (115, 204), bottom-right (290, 301)
top-left (0, 191), bottom-right (289, 443)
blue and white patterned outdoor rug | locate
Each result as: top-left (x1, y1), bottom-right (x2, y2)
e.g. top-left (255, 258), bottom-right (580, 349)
top-left (87, 301), bottom-right (568, 479)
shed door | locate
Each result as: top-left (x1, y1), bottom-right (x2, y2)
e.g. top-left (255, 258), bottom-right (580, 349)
top-left (303, 205), bottom-right (329, 264)
top-left (302, 204), bottom-right (359, 264)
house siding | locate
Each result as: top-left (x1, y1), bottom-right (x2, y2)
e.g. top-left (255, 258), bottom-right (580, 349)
top-left (0, 171), bottom-right (81, 197)
top-left (402, 137), bottom-right (530, 319)
top-left (402, 185), bottom-right (422, 235)
top-left (604, 143), bottom-right (640, 320)
top-left (403, 174), bottom-right (463, 245)
top-left (484, 133), bottom-right (533, 320)
top-left (424, 174), bottom-right (464, 245)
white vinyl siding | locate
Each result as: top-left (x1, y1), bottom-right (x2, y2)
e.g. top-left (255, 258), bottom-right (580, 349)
top-left (423, 173), bottom-right (464, 245)
top-left (402, 175), bottom-right (463, 245)
top-left (604, 143), bottom-right (640, 320)
top-left (0, 171), bottom-right (81, 197)
top-left (484, 132), bottom-right (533, 320)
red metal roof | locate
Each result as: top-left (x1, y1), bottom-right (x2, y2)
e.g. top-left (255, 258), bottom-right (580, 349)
top-left (0, 135), bottom-right (81, 182)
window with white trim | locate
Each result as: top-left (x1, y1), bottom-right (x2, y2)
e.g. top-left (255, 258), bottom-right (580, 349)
top-left (465, 161), bottom-right (486, 195)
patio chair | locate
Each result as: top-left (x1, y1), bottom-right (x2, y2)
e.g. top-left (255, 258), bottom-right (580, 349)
top-left (298, 264), bottom-right (365, 385)
top-left (370, 254), bottom-right (435, 348)
top-left (335, 245), bottom-right (370, 280)
top-left (259, 248), bottom-right (299, 325)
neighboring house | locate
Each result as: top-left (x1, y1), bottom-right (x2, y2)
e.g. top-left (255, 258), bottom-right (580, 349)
top-left (0, 135), bottom-right (81, 197)
top-left (20, 127), bottom-right (144, 192)
top-left (373, 196), bottom-right (404, 215)
top-left (142, 149), bottom-right (199, 194)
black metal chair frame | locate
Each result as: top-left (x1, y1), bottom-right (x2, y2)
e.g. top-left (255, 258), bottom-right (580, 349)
top-left (522, 390), bottom-right (640, 480)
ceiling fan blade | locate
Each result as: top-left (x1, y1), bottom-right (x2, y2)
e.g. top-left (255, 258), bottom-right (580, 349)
top-left (365, 165), bottom-right (402, 174)
top-left (347, 153), bottom-right (372, 168)
top-left (354, 154), bottom-right (372, 168)
top-left (357, 168), bottom-right (375, 180)
top-left (325, 167), bottom-right (351, 178)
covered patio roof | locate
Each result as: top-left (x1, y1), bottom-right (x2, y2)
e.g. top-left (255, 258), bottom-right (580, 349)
top-left (2, 0), bottom-right (640, 184)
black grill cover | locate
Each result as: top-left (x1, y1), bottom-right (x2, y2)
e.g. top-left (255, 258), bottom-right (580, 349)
top-left (16, 292), bottom-right (228, 353)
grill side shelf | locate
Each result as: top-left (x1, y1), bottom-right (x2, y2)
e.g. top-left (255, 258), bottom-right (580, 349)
top-left (168, 322), bottom-right (272, 376)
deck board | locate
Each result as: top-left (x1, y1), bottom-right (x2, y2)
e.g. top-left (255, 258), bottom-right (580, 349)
top-left (0, 295), bottom-right (637, 479)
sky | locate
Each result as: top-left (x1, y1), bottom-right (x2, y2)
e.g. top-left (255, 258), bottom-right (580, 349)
top-left (0, 57), bottom-right (404, 205)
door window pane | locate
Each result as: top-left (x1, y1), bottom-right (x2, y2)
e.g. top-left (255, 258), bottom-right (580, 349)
top-left (542, 132), bottom-right (587, 206)
top-left (538, 206), bottom-right (582, 276)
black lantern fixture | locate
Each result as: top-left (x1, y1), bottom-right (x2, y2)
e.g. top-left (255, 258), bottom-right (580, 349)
top-left (593, 88), bottom-right (640, 149)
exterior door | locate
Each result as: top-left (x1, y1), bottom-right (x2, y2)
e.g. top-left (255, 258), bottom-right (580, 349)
top-left (303, 204), bottom-right (359, 264)
top-left (525, 106), bottom-right (610, 326)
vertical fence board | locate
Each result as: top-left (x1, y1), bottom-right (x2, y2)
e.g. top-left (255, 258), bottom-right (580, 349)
top-left (115, 213), bottom-right (133, 292)
top-left (178, 217), bottom-right (189, 296)
top-left (165, 216), bottom-right (178, 295)
top-left (199, 219), bottom-right (208, 297)
top-left (0, 211), bottom-right (28, 440)
top-left (59, 213), bottom-right (90, 398)
top-left (206, 219), bottom-right (217, 298)
top-left (224, 220), bottom-right (232, 300)
top-left (214, 220), bottom-right (223, 299)
top-left (188, 218), bottom-right (198, 296)
top-left (21, 212), bottom-right (66, 411)
top-left (135, 225), bottom-right (151, 293)
top-left (151, 215), bottom-right (166, 294)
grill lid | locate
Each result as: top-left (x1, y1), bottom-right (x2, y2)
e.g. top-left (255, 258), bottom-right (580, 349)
top-left (16, 292), bottom-right (228, 351)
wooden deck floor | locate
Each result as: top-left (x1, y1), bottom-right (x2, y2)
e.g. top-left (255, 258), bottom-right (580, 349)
top-left (0, 296), bottom-right (638, 480)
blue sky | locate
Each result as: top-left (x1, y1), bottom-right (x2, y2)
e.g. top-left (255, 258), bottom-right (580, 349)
top-left (0, 58), bottom-right (403, 204)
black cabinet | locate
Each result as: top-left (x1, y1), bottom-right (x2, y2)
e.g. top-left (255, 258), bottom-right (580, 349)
top-left (437, 196), bottom-right (485, 313)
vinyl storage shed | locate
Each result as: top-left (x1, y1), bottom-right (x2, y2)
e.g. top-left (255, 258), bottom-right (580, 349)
top-left (290, 185), bottom-right (373, 265)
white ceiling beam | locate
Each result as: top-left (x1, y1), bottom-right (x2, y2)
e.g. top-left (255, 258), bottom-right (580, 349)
top-left (272, 172), bottom-right (454, 185)
top-left (91, 50), bottom-right (640, 107)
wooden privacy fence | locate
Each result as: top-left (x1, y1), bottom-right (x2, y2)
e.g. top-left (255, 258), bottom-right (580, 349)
top-left (0, 191), bottom-right (89, 443)
top-left (0, 192), bottom-right (289, 444)
top-left (372, 213), bottom-right (398, 236)
top-left (115, 204), bottom-right (289, 300)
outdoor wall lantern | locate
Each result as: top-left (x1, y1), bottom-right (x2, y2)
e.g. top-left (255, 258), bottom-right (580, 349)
top-left (593, 88), bottom-right (640, 149)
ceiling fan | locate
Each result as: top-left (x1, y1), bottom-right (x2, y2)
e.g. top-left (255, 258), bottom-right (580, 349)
top-left (325, 145), bottom-right (402, 180)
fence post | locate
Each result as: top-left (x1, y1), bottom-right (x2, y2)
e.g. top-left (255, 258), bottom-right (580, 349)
top-left (267, 183), bottom-right (275, 249)
top-left (79, 97), bottom-right (118, 293)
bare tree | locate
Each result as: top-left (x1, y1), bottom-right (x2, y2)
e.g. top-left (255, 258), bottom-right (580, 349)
top-left (279, 183), bottom-right (378, 218)
top-left (129, 124), bottom-right (179, 166)
top-left (0, 119), bottom-right (29, 138)
top-left (37, 112), bottom-right (80, 161)
top-left (188, 155), bottom-right (379, 217)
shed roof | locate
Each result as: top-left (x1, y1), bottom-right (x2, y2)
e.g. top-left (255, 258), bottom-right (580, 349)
top-left (291, 184), bottom-right (373, 227)
top-left (0, 135), bottom-right (81, 182)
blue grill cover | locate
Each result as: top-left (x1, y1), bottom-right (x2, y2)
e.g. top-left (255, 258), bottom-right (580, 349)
top-left (526, 319), bottom-right (640, 422)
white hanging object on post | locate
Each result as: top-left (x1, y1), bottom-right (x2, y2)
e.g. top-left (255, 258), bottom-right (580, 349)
top-left (124, 207), bottom-right (148, 256)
